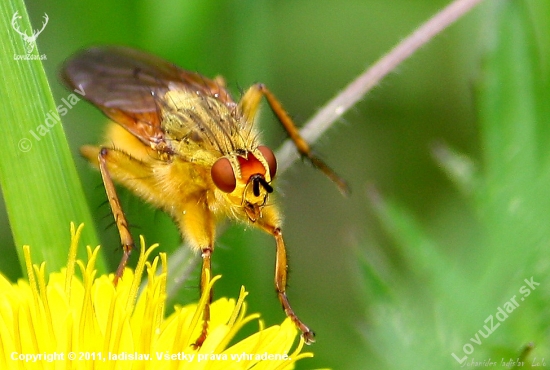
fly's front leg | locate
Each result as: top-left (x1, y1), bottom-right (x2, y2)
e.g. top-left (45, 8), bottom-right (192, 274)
top-left (175, 197), bottom-right (217, 348)
top-left (273, 227), bottom-right (315, 344)
top-left (239, 84), bottom-right (350, 195)
top-left (255, 212), bottom-right (315, 344)
top-left (97, 147), bottom-right (134, 285)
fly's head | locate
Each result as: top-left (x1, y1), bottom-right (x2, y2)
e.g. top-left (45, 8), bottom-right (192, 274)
top-left (211, 146), bottom-right (277, 222)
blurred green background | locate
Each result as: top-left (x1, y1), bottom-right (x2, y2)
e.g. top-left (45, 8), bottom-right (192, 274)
top-left (1, 0), bottom-right (550, 368)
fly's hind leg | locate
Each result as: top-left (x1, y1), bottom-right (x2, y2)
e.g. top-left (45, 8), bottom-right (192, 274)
top-left (96, 147), bottom-right (135, 285)
top-left (239, 84), bottom-right (349, 195)
top-left (82, 142), bottom-right (157, 285)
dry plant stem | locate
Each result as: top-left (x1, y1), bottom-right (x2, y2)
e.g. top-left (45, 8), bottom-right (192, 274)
top-left (276, 0), bottom-right (486, 173)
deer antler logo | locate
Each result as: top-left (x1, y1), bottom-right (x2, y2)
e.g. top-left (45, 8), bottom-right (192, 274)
top-left (11, 11), bottom-right (49, 54)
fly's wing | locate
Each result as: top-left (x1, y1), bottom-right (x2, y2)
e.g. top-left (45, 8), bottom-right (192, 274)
top-left (61, 46), bottom-right (235, 147)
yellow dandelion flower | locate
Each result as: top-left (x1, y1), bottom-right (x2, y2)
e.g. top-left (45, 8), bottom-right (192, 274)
top-left (0, 223), bottom-right (313, 369)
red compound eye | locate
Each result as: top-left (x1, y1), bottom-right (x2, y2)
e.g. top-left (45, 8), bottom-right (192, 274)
top-left (211, 157), bottom-right (236, 193)
top-left (257, 145), bottom-right (277, 179)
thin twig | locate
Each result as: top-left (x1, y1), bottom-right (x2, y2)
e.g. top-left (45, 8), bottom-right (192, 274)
top-left (276, 0), bottom-right (486, 173)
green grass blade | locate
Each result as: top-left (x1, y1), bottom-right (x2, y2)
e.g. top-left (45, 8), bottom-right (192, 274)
top-left (472, 0), bottom-right (550, 353)
top-left (475, 0), bottom-right (547, 281)
top-left (0, 0), bottom-right (105, 276)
